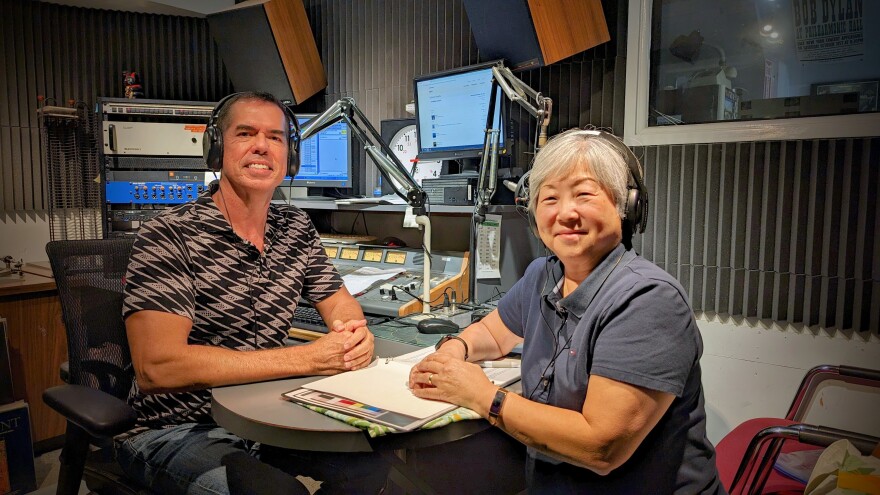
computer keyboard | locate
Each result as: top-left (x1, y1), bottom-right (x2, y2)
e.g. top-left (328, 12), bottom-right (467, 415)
top-left (292, 305), bottom-right (327, 332)
top-left (291, 305), bottom-right (388, 333)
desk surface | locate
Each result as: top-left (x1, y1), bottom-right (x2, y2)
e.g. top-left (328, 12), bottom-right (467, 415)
top-left (0, 272), bottom-right (56, 297)
top-left (211, 338), bottom-right (489, 453)
top-left (272, 198), bottom-right (517, 215)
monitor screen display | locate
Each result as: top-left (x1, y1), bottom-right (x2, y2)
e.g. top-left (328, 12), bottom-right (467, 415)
top-left (283, 114), bottom-right (351, 187)
top-left (414, 61), bottom-right (504, 161)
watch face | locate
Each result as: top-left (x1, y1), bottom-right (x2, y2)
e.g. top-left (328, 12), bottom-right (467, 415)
top-left (390, 125), bottom-right (418, 171)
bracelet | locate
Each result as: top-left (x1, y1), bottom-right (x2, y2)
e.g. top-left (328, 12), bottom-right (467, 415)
top-left (487, 387), bottom-right (509, 426)
top-left (434, 334), bottom-right (469, 361)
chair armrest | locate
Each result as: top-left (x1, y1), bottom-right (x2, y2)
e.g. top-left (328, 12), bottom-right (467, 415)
top-left (787, 364), bottom-right (880, 420)
top-left (794, 424), bottom-right (880, 454)
top-left (730, 422), bottom-right (880, 494)
top-left (43, 384), bottom-right (137, 438)
top-left (839, 365), bottom-right (880, 382)
top-left (60, 360), bottom-right (70, 383)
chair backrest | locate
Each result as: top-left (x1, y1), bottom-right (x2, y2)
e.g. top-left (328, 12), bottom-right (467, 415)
top-left (47, 239), bottom-right (135, 400)
top-left (721, 364), bottom-right (880, 494)
top-left (786, 364), bottom-right (880, 421)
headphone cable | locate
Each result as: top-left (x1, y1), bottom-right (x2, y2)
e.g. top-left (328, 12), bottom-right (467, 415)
top-left (526, 250), bottom-right (625, 401)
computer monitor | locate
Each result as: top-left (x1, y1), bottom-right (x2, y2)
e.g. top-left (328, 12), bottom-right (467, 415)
top-left (413, 61), bottom-right (505, 166)
top-left (280, 113), bottom-right (352, 198)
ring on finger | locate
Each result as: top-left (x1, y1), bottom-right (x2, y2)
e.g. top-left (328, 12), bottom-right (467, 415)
top-left (428, 373), bottom-right (434, 385)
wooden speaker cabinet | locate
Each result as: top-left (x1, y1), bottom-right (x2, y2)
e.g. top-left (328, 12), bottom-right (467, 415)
top-left (462, 0), bottom-right (611, 71)
top-left (208, 0), bottom-right (326, 104)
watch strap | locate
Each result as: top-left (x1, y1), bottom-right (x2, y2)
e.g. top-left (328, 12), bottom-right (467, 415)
top-left (435, 335), bottom-right (468, 361)
top-left (488, 387), bottom-right (509, 426)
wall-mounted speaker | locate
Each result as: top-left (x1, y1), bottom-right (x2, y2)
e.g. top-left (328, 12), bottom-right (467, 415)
top-left (461, 0), bottom-right (610, 71)
top-left (207, 0), bottom-right (326, 104)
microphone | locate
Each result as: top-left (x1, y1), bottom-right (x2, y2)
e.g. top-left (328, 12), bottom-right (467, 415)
top-left (543, 294), bottom-right (567, 318)
top-left (554, 302), bottom-right (567, 317)
top-left (502, 179), bottom-right (518, 192)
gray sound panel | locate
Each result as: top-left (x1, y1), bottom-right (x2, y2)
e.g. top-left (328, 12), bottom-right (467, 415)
top-left (632, 138), bottom-right (880, 333)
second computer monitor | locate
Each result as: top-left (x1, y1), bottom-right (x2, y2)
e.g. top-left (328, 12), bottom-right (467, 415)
top-left (282, 113), bottom-right (352, 197)
top-left (413, 61), bottom-right (505, 163)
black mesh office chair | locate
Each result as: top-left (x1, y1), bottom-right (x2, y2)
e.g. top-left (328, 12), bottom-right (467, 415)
top-left (42, 239), bottom-right (147, 495)
top-left (42, 239), bottom-right (319, 495)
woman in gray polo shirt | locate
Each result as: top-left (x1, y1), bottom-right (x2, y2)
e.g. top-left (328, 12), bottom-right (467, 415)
top-left (409, 129), bottom-right (724, 494)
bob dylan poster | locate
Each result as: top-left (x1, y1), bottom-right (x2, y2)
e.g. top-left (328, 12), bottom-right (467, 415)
top-left (793, 0), bottom-right (864, 62)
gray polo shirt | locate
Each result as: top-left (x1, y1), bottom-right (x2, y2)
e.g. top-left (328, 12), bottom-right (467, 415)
top-left (498, 244), bottom-right (723, 494)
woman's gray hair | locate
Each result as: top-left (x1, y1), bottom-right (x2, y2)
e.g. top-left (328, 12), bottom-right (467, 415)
top-left (527, 129), bottom-right (631, 220)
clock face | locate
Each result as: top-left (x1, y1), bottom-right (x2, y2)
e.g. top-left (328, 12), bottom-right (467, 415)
top-left (390, 125), bottom-right (419, 172)
top-left (380, 118), bottom-right (419, 193)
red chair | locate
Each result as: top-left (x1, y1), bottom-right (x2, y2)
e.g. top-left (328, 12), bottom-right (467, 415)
top-left (716, 364), bottom-right (880, 495)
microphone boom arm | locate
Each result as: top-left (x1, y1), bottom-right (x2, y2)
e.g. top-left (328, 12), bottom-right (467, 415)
top-left (300, 98), bottom-right (428, 216)
top-left (299, 98), bottom-right (432, 313)
top-left (474, 63), bottom-right (552, 222)
top-left (491, 65), bottom-right (552, 146)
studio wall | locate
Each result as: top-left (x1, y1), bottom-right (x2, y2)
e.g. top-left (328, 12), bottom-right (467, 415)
top-left (0, 0), bottom-right (876, 333)
top-left (0, 0), bottom-right (233, 214)
top-left (299, 0), bottom-right (878, 332)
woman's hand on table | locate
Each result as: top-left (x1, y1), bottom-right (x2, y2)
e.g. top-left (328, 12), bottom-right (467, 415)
top-left (408, 352), bottom-right (496, 414)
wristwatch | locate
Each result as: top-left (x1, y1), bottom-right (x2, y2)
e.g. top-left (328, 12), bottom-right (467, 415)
top-left (434, 334), bottom-right (468, 361)
top-left (488, 387), bottom-right (509, 426)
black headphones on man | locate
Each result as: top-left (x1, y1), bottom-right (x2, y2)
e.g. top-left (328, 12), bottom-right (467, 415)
top-left (516, 129), bottom-right (648, 238)
top-left (203, 92), bottom-right (302, 177)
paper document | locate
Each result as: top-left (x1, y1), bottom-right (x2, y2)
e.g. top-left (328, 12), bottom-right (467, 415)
top-left (284, 347), bottom-right (521, 430)
top-left (341, 266), bottom-right (404, 295)
top-left (336, 194), bottom-right (408, 205)
top-left (300, 347), bottom-right (446, 419)
top-left (476, 214), bottom-right (502, 279)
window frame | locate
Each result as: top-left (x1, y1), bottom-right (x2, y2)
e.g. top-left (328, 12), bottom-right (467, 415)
top-left (623, 0), bottom-right (880, 146)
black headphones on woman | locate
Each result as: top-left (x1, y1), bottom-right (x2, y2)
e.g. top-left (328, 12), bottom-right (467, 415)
top-left (202, 92), bottom-right (302, 177)
top-left (516, 129), bottom-right (649, 237)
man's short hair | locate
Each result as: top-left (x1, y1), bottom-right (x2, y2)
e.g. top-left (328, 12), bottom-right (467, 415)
top-left (215, 92), bottom-right (290, 140)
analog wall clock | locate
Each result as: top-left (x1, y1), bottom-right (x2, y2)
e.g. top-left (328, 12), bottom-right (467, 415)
top-left (381, 118), bottom-right (419, 171)
top-left (380, 118), bottom-right (418, 193)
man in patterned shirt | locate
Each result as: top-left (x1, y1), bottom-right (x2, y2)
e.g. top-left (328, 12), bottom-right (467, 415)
top-left (118, 92), bottom-right (384, 494)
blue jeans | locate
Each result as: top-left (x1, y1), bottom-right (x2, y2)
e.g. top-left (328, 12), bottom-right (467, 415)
top-left (116, 423), bottom-right (387, 495)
